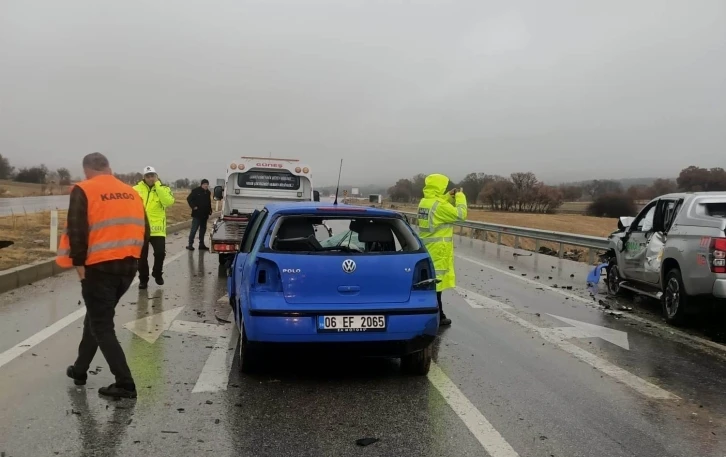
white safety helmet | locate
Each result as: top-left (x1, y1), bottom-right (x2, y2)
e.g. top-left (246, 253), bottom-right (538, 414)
top-left (143, 166), bottom-right (157, 175)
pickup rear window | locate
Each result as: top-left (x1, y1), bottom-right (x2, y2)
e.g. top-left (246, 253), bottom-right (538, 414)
top-left (703, 202), bottom-right (726, 217)
top-left (268, 216), bottom-right (421, 254)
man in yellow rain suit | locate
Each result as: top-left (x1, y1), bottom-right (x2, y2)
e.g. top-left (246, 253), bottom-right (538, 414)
top-left (417, 174), bottom-right (468, 326)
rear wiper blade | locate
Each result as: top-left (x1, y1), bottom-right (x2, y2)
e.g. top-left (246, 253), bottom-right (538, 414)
top-left (317, 246), bottom-right (358, 253)
top-left (413, 278), bottom-right (441, 289)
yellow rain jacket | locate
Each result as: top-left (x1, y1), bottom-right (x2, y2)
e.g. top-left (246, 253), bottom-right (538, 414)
top-left (417, 174), bottom-right (468, 291)
top-left (133, 180), bottom-right (175, 237)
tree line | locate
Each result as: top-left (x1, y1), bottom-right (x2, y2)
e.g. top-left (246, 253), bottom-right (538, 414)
top-left (387, 166), bottom-right (726, 217)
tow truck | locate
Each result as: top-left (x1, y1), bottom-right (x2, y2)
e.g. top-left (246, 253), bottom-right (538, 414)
top-left (210, 157), bottom-right (320, 274)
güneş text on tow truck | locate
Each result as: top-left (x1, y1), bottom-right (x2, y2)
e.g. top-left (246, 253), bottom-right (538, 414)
top-left (210, 157), bottom-right (320, 274)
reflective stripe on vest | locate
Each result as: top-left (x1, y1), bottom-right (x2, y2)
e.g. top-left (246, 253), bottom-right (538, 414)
top-left (55, 175), bottom-right (146, 268)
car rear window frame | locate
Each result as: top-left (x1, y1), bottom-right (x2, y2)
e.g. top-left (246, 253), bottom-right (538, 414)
top-left (260, 214), bottom-right (425, 255)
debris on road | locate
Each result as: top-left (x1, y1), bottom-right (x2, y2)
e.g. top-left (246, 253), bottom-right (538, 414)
top-left (356, 438), bottom-right (379, 447)
top-left (215, 314), bottom-right (231, 324)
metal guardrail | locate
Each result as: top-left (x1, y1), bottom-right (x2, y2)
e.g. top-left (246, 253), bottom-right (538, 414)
top-left (399, 211), bottom-right (611, 263)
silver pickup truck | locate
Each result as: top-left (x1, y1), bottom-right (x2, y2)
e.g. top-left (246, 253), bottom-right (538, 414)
top-left (605, 192), bottom-right (726, 324)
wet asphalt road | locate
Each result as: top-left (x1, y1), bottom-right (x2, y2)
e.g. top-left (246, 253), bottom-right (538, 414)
top-left (1, 230), bottom-right (725, 456)
top-left (0, 195), bottom-right (70, 216)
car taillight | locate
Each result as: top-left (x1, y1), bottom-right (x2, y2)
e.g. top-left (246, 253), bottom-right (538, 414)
top-left (214, 243), bottom-right (238, 252)
top-left (710, 238), bottom-right (726, 273)
top-left (412, 258), bottom-right (437, 290)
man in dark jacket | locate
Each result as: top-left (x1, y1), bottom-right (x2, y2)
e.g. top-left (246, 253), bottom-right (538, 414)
top-left (186, 179), bottom-right (212, 250)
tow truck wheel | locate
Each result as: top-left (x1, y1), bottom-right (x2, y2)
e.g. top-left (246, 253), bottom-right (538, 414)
top-left (400, 345), bottom-right (432, 376)
top-left (238, 326), bottom-right (260, 374)
top-left (663, 268), bottom-right (688, 325)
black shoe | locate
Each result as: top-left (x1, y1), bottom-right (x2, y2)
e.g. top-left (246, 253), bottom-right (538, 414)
top-left (198, 245), bottom-right (209, 251)
top-left (99, 383), bottom-right (137, 399)
top-left (66, 366), bottom-right (87, 386)
top-left (439, 315), bottom-right (452, 326)
top-left (153, 275), bottom-right (164, 286)
top-left (139, 281), bottom-right (148, 290)
top-left (186, 245), bottom-right (195, 251)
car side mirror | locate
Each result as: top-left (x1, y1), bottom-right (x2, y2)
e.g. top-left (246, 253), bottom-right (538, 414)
top-left (313, 190), bottom-right (320, 202)
top-left (213, 186), bottom-right (224, 201)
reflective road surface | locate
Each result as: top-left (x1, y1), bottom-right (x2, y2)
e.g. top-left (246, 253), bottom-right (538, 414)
top-left (0, 229), bottom-right (725, 456)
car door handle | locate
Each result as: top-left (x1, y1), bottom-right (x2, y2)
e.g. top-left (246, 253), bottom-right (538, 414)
top-left (337, 286), bottom-right (360, 293)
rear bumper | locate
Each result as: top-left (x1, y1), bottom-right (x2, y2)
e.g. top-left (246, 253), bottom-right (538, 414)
top-left (244, 311), bottom-right (439, 356)
top-left (712, 279), bottom-right (726, 298)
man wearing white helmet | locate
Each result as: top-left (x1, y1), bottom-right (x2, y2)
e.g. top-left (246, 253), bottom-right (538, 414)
top-left (133, 166), bottom-right (175, 288)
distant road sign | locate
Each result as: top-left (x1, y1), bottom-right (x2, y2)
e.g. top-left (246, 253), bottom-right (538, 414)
top-left (352, 187), bottom-right (359, 195)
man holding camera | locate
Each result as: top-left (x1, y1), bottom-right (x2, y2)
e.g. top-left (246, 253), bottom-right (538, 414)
top-left (416, 174), bottom-right (468, 327)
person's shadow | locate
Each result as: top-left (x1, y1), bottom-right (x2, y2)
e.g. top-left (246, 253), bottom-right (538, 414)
top-left (66, 387), bottom-right (136, 457)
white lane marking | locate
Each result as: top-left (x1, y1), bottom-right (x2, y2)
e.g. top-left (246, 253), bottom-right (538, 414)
top-left (192, 311), bottom-right (238, 394)
top-left (455, 288), bottom-right (679, 400)
top-left (0, 248), bottom-right (188, 370)
top-left (455, 254), bottom-right (726, 354)
top-left (547, 314), bottom-right (630, 350)
top-left (123, 306), bottom-right (185, 343)
top-left (170, 320), bottom-right (229, 339)
top-left (455, 287), bottom-right (512, 309)
top-left (428, 362), bottom-right (520, 457)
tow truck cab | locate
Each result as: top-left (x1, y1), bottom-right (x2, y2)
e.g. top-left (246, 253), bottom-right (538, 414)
top-left (210, 157), bottom-right (319, 272)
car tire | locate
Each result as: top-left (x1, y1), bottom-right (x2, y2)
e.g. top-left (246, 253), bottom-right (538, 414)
top-left (238, 326), bottom-right (260, 374)
top-left (400, 345), bottom-right (432, 376)
top-left (662, 268), bottom-right (688, 326)
top-left (606, 260), bottom-right (625, 296)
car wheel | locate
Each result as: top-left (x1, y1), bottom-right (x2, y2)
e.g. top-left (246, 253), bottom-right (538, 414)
top-left (400, 345), bottom-right (432, 376)
top-left (663, 268), bottom-right (688, 325)
top-left (606, 261), bottom-right (624, 296)
top-left (238, 326), bottom-right (260, 374)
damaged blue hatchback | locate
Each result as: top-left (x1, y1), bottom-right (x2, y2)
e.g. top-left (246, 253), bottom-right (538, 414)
top-left (227, 202), bottom-right (440, 375)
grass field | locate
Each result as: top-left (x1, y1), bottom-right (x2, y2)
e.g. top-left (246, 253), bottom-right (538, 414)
top-left (0, 192), bottom-right (192, 271)
top-left (0, 179), bottom-right (72, 198)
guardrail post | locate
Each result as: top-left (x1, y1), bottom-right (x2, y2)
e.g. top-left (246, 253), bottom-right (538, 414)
top-left (535, 239), bottom-right (540, 253)
top-left (49, 210), bottom-right (58, 252)
top-left (497, 232), bottom-right (502, 245)
top-left (514, 236), bottom-right (520, 249)
top-left (558, 243), bottom-right (564, 259)
top-left (588, 249), bottom-right (595, 265)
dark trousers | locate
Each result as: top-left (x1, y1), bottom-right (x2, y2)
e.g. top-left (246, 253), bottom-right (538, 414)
top-left (138, 236), bottom-right (165, 282)
top-left (188, 217), bottom-right (208, 247)
top-left (437, 292), bottom-right (445, 316)
top-left (74, 269), bottom-right (135, 388)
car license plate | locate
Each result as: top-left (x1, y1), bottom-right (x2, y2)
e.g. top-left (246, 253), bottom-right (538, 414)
top-left (317, 315), bottom-right (386, 332)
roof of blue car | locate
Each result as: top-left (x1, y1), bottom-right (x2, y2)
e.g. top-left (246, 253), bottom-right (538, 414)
top-left (264, 202), bottom-right (403, 218)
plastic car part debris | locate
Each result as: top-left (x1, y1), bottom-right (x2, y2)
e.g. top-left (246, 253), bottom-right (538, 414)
top-left (356, 438), bottom-right (380, 447)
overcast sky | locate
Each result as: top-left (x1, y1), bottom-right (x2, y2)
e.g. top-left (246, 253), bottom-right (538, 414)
top-left (1, 0), bottom-right (724, 186)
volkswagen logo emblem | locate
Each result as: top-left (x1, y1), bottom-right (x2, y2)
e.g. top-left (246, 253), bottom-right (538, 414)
top-left (342, 259), bottom-right (356, 274)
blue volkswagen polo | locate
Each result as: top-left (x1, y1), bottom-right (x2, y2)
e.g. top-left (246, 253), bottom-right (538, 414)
top-left (227, 202), bottom-right (440, 375)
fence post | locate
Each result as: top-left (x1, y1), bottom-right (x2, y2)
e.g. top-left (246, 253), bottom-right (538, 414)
top-left (50, 210), bottom-right (58, 252)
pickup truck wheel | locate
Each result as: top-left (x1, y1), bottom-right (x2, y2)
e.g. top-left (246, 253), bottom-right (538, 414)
top-left (238, 326), bottom-right (260, 374)
top-left (606, 261), bottom-right (624, 296)
top-left (663, 268), bottom-right (688, 325)
top-left (400, 345), bottom-right (432, 376)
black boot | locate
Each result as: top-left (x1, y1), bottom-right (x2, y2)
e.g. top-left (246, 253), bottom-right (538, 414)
top-left (99, 383), bottom-right (137, 399)
top-left (66, 366), bottom-right (87, 386)
top-left (439, 313), bottom-right (452, 327)
top-left (153, 273), bottom-right (164, 285)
